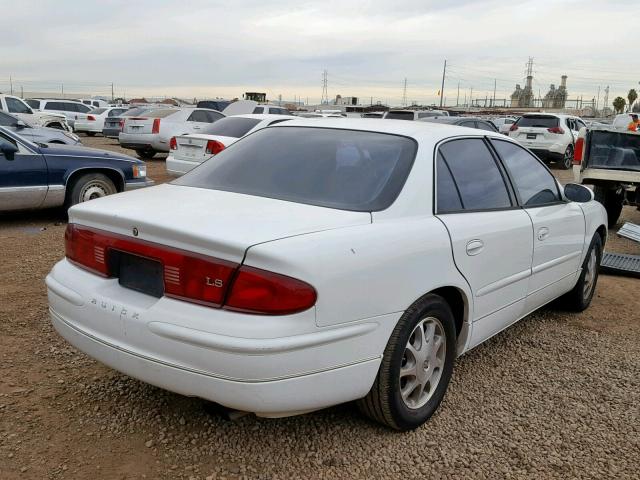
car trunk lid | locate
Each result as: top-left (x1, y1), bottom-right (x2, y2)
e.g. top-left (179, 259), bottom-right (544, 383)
top-left (173, 135), bottom-right (237, 163)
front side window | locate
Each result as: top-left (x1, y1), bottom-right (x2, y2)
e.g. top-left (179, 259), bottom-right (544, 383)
top-left (437, 138), bottom-right (512, 211)
top-left (25, 100), bottom-right (40, 109)
top-left (6, 97), bottom-right (31, 114)
top-left (174, 127), bottom-right (417, 212)
top-left (492, 139), bottom-right (561, 206)
top-left (77, 103), bottom-right (92, 113)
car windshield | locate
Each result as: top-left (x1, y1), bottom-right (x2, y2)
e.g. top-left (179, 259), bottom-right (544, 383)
top-left (173, 127), bottom-right (418, 211)
top-left (517, 116), bottom-right (559, 128)
top-left (385, 111), bottom-right (415, 120)
top-left (201, 117), bottom-right (262, 137)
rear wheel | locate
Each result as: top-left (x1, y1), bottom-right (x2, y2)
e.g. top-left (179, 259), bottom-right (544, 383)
top-left (594, 185), bottom-right (623, 227)
top-left (560, 233), bottom-right (602, 311)
top-left (561, 144), bottom-right (573, 170)
top-left (358, 294), bottom-right (456, 430)
top-left (135, 148), bottom-right (156, 160)
top-left (66, 173), bottom-right (117, 208)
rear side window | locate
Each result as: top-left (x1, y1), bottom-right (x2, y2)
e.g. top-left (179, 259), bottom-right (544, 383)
top-left (385, 111), bottom-right (414, 120)
top-left (25, 100), bottom-right (40, 109)
top-left (477, 121), bottom-right (497, 132)
top-left (174, 127), bottom-right (418, 212)
top-left (516, 116), bottom-right (559, 128)
top-left (253, 107), bottom-right (264, 114)
top-left (205, 111), bottom-right (224, 123)
top-left (437, 138), bottom-right (511, 211)
top-left (44, 101), bottom-right (64, 111)
top-left (200, 117), bottom-right (261, 137)
top-left (187, 110), bottom-right (211, 123)
top-left (492, 140), bottom-right (561, 206)
top-left (436, 153), bottom-right (463, 212)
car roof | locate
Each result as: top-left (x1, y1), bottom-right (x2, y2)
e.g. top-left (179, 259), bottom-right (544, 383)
top-left (268, 117), bottom-right (506, 143)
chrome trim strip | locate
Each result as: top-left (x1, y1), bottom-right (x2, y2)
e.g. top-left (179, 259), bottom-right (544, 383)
top-left (0, 185), bottom-right (48, 193)
top-left (124, 179), bottom-right (155, 191)
top-left (532, 251), bottom-right (582, 275)
top-left (476, 268), bottom-right (531, 297)
top-left (44, 154), bottom-right (138, 164)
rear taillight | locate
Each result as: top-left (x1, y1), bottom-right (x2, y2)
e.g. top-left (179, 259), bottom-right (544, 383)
top-left (65, 224), bottom-right (316, 314)
top-left (547, 126), bottom-right (565, 134)
top-left (119, 119), bottom-right (124, 131)
top-left (87, 115), bottom-right (96, 121)
top-left (152, 118), bottom-right (161, 134)
top-left (573, 137), bottom-right (585, 165)
top-left (169, 137), bottom-right (177, 150)
top-left (205, 140), bottom-right (225, 155)
top-left (509, 124), bottom-right (518, 131)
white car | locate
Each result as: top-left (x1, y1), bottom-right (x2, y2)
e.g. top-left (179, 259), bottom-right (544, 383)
top-left (46, 119), bottom-right (606, 430)
top-left (78, 98), bottom-right (109, 109)
top-left (118, 107), bottom-right (225, 159)
top-left (611, 113), bottom-right (639, 130)
top-left (491, 116), bottom-right (518, 135)
top-left (508, 113), bottom-right (587, 169)
top-left (166, 114), bottom-right (293, 176)
top-left (26, 99), bottom-right (93, 129)
top-left (0, 94), bottom-right (71, 132)
top-left (384, 109), bottom-right (449, 120)
top-left (74, 106), bottom-right (130, 136)
top-left (252, 105), bottom-right (292, 115)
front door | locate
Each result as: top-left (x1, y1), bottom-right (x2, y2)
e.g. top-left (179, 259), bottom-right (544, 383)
top-left (434, 138), bottom-right (534, 348)
top-left (0, 131), bottom-right (47, 211)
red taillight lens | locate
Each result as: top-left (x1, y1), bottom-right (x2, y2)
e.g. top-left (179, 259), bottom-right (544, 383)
top-left (119, 119), bottom-right (125, 131)
top-left (573, 137), bottom-right (584, 165)
top-left (547, 126), bottom-right (565, 134)
top-left (65, 224), bottom-right (316, 314)
top-left (205, 140), bottom-right (225, 155)
top-left (225, 266), bottom-right (317, 315)
top-left (509, 124), bottom-right (518, 131)
top-left (152, 118), bottom-right (161, 134)
top-left (87, 115), bottom-right (96, 121)
top-left (169, 137), bottom-right (177, 150)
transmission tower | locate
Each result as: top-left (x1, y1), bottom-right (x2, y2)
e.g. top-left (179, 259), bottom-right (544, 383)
top-left (321, 70), bottom-right (329, 104)
top-left (603, 85), bottom-right (610, 112)
top-left (402, 78), bottom-right (407, 107)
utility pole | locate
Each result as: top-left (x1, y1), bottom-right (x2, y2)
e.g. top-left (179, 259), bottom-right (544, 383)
top-left (321, 70), bottom-right (329, 105)
top-left (20, 85), bottom-right (23, 98)
top-left (456, 82), bottom-right (460, 106)
top-left (401, 78), bottom-right (408, 107)
top-left (439, 59), bottom-right (447, 108)
top-left (278, 94), bottom-right (282, 106)
top-left (603, 86), bottom-right (609, 112)
top-left (111, 82), bottom-right (114, 101)
top-left (61, 83), bottom-right (64, 97)
top-left (596, 85), bottom-right (601, 113)
top-left (492, 79), bottom-right (496, 108)
top-left (470, 87), bottom-right (473, 107)
top-left (9, 76), bottom-right (13, 95)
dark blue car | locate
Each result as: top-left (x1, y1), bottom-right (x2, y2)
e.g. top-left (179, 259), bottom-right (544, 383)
top-left (0, 126), bottom-right (154, 212)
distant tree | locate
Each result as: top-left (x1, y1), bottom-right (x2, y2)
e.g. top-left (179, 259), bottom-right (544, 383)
top-left (627, 89), bottom-right (638, 112)
top-left (613, 96), bottom-right (626, 114)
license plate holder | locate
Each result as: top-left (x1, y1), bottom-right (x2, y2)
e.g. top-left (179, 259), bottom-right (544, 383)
top-left (111, 251), bottom-right (164, 298)
top-left (526, 133), bottom-right (537, 139)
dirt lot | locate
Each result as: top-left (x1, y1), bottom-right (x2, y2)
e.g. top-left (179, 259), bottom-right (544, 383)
top-left (1, 135), bottom-right (639, 479)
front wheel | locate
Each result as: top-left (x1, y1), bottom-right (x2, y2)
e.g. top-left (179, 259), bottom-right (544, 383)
top-left (66, 173), bottom-right (117, 208)
top-left (358, 294), bottom-right (456, 430)
top-left (561, 144), bottom-right (574, 170)
top-left (594, 186), bottom-right (623, 227)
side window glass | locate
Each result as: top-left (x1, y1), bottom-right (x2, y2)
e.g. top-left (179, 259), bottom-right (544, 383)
top-left (252, 107), bottom-right (264, 114)
top-left (187, 110), bottom-right (207, 122)
top-left (436, 153), bottom-right (463, 212)
top-left (477, 121), bottom-right (495, 132)
top-left (438, 138), bottom-right (512, 210)
top-left (6, 97), bottom-right (31, 114)
top-left (492, 140), bottom-right (561, 206)
top-left (205, 111), bottom-right (224, 123)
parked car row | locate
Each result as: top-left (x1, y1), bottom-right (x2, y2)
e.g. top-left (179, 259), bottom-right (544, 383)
top-left (0, 94), bottom-right (72, 132)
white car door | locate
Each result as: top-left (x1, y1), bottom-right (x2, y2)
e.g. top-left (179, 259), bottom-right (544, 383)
top-left (490, 139), bottom-right (585, 313)
top-left (435, 138), bottom-right (534, 348)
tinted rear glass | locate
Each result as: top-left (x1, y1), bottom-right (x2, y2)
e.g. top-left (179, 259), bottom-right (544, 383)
top-left (385, 111), bottom-right (415, 120)
top-left (201, 117), bottom-right (261, 137)
top-left (174, 127), bottom-right (417, 211)
top-left (517, 116), bottom-right (559, 128)
top-left (146, 109), bottom-right (179, 119)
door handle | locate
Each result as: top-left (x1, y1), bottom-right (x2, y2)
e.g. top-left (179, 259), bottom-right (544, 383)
top-left (538, 227), bottom-right (550, 241)
top-left (466, 239), bottom-right (484, 256)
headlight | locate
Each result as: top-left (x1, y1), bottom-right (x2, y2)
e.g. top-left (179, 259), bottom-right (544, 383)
top-left (133, 165), bottom-right (147, 178)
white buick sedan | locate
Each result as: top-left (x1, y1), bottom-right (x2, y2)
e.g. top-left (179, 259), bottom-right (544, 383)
top-left (46, 119), bottom-right (607, 430)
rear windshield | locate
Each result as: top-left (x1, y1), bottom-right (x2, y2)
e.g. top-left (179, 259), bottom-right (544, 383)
top-left (201, 117), bottom-right (261, 137)
top-left (516, 116), bottom-right (559, 128)
top-left (25, 99), bottom-right (39, 109)
top-left (385, 111), bottom-right (415, 120)
top-left (146, 109), bottom-right (179, 119)
top-left (587, 130), bottom-right (640, 171)
top-left (173, 127), bottom-right (417, 211)
top-left (91, 108), bottom-right (107, 115)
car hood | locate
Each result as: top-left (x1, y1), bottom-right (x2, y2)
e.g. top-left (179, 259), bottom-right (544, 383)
top-left (39, 143), bottom-right (141, 163)
top-left (68, 183), bottom-right (372, 263)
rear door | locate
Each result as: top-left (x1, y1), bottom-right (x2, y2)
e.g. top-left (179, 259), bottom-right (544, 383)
top-left (435, 138), bottom-right (534, 347)
top-left (490, 139), bottom-right (585, 312)
top-left (0, 130), bottom-right (47, 211)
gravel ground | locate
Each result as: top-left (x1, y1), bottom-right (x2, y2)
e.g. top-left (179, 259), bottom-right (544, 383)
top-left (1, 134), bottom-right (639, 479)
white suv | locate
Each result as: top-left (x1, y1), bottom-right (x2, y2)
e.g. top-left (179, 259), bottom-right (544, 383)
top-left (0, 94), bottom-right (71, 131)
top-left (26, 99), bottom-right (93, 129)
top-left (508, 113), bottom-right (586, 169)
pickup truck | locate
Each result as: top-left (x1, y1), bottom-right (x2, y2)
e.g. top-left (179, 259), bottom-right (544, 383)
top-left (0, 126), bottom-right (153, 212)
top-left (573, 126), bottom-right (640, 226)
top-left (0, 94), bottom-right (72, 132)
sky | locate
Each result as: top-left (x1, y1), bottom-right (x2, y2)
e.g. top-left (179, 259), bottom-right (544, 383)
top-left (0, 0), bottom-right (637, 106)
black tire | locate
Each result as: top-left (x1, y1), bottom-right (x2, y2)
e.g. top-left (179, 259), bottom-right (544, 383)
top-left (357, 294), bottom-right (457, 431)
top-left (560, 144), bottom-right (574, 170)
top-left (560, 233), bottom-right (602, 312)
top-left (135, 148), bottom-right (156, 160)
top-left (66, 173), bottom-right (117, 208)
top-left (85, 132), bottom-right (96, 137)
top-left (594, 186), bottom-right (623, 228)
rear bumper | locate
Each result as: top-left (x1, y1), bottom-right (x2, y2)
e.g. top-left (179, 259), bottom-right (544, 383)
top-left (119, 133), bottom-right (167, 152)
top-left (46, 259), bottom-right (392, 416)
top-left (74, 122), bottom-right (102, 133)
top-left (102, 128), bottom-right (120, 139)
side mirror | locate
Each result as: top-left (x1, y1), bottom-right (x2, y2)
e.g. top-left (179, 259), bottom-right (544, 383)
top-left (563, 183), bottom-right (594, 203)
top-left (0, 140), bottom-right (18, 161)
top-left (15, 120), bottom-right (26, 129)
